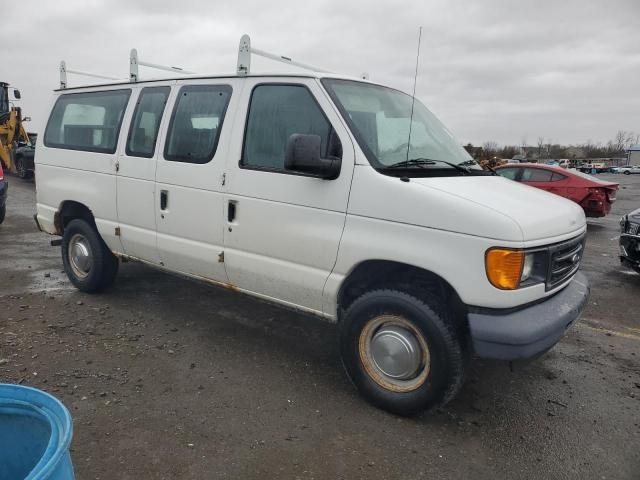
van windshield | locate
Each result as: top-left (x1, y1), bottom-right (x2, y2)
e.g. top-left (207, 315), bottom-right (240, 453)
top-left (322, 79), bottom-right (480, 175)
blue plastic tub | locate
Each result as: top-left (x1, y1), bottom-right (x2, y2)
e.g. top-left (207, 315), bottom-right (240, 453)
top-left (0, 384), bottom-right (75, 480)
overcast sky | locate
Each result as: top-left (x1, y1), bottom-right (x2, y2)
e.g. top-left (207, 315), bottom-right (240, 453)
top-left (2, 0), bottom-right (639, 146)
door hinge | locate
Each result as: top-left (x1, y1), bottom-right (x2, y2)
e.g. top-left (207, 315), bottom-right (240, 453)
top-left (221, 172), bottom-right (226, 186)
top-left (115, 227), bottom-right (121, 236)
top-left (218, 251), bottom-right (225, 263)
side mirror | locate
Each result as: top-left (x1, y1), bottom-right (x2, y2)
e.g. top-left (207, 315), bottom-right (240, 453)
top-left (13, 89), bottom-right (21, 100)
top-left (284, 134), bottom-right (341, 180)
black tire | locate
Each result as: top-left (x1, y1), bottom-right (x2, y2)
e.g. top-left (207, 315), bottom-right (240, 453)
top-left (340, 289), bottom-right (468, 416)
top-left (16, 155), bottom-right (31, 180)
top-left (61, 219), bottom-right (119, 293)
top-left (624, 170), bottom-right (630, 175)
top-left (0, 204), bottom-right (5, 224)
top-left (15, 156), bottom-right (28, 179)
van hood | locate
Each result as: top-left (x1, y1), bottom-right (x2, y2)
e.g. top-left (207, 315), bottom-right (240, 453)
top-left (410, 175), bottom-right (586, 241)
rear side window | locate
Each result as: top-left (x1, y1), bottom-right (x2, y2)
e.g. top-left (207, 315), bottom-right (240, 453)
top-left (496, 167), bottom-right (520, 180)
top-left (126, 87), bottom-right (170, 158)
top-left (44, 90), bottom-right (131, 153)
top-left (522, 168), bottom-right (554, 182)
top-left (164, 85), bottom-right (232, 164)
top-left (242, 84), bottom-right (341, 171)
top-left (551, 172), bottom-right (567, 181)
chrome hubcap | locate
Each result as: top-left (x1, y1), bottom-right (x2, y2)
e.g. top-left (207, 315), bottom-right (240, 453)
top-left (359, 315), bottom-right (430, 393)
top-left (68, 234), bottom-right (92, 278)
top-left (370, 325), bottom-right (422, 380)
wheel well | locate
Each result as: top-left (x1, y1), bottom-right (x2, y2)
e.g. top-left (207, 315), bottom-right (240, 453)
top-left (337, 260), bottom-right (467, 325)
top-left (55, 201), bottom-right (95, 234)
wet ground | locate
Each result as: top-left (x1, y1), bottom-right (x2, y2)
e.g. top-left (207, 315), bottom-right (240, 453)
top-left (1, 174), bottom-right (638, 479)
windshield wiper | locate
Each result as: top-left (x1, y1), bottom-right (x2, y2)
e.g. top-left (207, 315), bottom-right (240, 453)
top-left (384, 158), bottom-right (471, 174)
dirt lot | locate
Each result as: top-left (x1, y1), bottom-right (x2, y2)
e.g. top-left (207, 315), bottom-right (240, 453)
top-left (1, 174), bottom-right (639, 479)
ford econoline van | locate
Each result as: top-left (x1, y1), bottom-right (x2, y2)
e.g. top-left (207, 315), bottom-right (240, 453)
top-left (34, 39), bottom-right (589, 415)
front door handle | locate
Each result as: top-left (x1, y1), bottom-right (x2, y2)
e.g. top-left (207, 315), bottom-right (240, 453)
top-left (160, 190), bottom-right (169, 211)
top-left (228, 201), bottom-right (236, 222)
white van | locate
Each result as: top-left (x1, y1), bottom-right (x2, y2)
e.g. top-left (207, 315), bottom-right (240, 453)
top-left (35, 39), bottom-right (589, 415)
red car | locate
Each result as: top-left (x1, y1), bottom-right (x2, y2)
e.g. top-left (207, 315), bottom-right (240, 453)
top-left (495, 163), bottom-right (618, 217)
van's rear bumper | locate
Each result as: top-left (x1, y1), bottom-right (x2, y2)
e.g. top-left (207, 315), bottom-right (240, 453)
top-left (467, 272), bottom-right (590, 360)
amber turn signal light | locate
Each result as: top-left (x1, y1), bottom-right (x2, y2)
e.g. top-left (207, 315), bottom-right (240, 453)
top-left (485, 248), bottom-right (525, 290)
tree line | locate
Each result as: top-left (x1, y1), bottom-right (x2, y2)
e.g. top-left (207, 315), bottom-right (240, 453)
top-left (465, 130), bottom-right (639, 160)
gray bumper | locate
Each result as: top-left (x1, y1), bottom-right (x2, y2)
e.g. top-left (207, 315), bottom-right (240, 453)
top-left (468, 271), bottom-right (590, 360)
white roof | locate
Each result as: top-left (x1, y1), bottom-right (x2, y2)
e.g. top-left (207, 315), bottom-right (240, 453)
top-left (629, 144), bottom-right (640, 151)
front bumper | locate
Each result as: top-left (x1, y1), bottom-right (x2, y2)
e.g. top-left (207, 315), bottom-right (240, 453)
top-left (620, 234), bottom-right (640, 272)
top-left (0, 181), bottom-right (7, 206)
top-left (468, 271), bottom-right (590, 360)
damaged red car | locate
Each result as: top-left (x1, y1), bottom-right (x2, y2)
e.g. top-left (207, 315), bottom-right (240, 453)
top-left (495, 163), bottom-right (618, 217)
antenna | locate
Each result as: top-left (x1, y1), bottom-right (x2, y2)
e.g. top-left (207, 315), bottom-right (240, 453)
top-left (406, 26), bottom-right (423, 165)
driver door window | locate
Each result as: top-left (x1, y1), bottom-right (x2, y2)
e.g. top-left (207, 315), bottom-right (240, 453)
top-left (241, 84), bottom-right (341, 172)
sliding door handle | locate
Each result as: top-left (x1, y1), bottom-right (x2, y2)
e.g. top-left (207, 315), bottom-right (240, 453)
top-left (160, 190), bottom-right (169, 211)
top-left (228, 201), bottom-right (236, 222)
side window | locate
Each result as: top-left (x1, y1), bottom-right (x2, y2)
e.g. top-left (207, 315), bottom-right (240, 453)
top-left (44, 89), bottom-right (131, 153)
top-left (164, 85), bottom-right (232, 164)
top-left (242, 84), bottom-right (342, 171)
top-left (497, 168), bottom-right (520, 180)
top-left (551, 172), bottom-right (567, 182)
top-left (522, 168), bottom-right (554, 182)
top-left (126, 86), bottom-right (170, 158)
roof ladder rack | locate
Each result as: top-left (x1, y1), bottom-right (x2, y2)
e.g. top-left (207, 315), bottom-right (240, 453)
top-left (237, 34), bottom-right (331, 76)
top-left (59, 61), bottom-right (121, 89)
top-left (129, 49), bottom-right (197, 82)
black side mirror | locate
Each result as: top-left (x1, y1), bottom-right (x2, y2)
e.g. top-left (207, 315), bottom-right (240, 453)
top-left (284, 134), bottom-right (341, 180)
top-left (13, 89), bottom-right (21, 100)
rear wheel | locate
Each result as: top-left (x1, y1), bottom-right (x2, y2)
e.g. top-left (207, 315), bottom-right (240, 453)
top-left (61, 219), bottom-right (118, 293)
top-left (15, 156), bottom-right (28, 179)
top-left (340, 289), bottom-right (468, 416)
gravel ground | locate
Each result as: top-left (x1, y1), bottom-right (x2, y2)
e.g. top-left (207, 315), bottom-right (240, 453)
top-left (0, 173), bottom-right (638, 479)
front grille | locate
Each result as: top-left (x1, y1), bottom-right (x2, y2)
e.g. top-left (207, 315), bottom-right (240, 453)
top-left (627, 222), bottom-right (639, 236)
top-left (547, 234), bottom-right (585, 290)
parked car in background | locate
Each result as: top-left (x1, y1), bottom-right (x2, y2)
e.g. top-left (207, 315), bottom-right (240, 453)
top-left (618, 165), bottom-right (640, 175)
top-left (579, 162), bottom-right (607, 173)
top-left (620, 207), bottom-right (640, 273)
top-left (0, 161), bottom-right (7, 224)
top-left (495, 163), bottom-right (619, 217)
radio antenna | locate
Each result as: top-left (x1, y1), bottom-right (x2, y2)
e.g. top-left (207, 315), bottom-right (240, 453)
top-left (406, 26), bottom-right (423, 166)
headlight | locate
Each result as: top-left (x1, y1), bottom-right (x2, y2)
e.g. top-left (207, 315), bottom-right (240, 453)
top-left (521, 253), bottom-right (535, 281)
top-left (486, 248), bottom-right (548, 290)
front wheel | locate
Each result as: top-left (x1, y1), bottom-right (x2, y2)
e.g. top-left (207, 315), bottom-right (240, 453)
top-left (624, 170), bottom-right (631, 175)
top-left (340, 289), bottom-right (468, 416)
top-left (61, 219), bottom-right (119, 293)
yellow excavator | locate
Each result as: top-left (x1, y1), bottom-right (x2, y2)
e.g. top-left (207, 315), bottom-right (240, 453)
top-left (0, 82), bottom-right (33, 177)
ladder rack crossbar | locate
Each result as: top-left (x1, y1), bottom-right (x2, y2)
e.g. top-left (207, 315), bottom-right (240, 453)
top-left (59, 61), bottom-right (122, 89)
top-left (130, 49), bottom-right (197, 82)
top-left (237, 34), bottom-right (331, 76)
top-left (65, 69), bottom-right (121, 80)
top-left (251, 47), bottom-right (331, 73)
